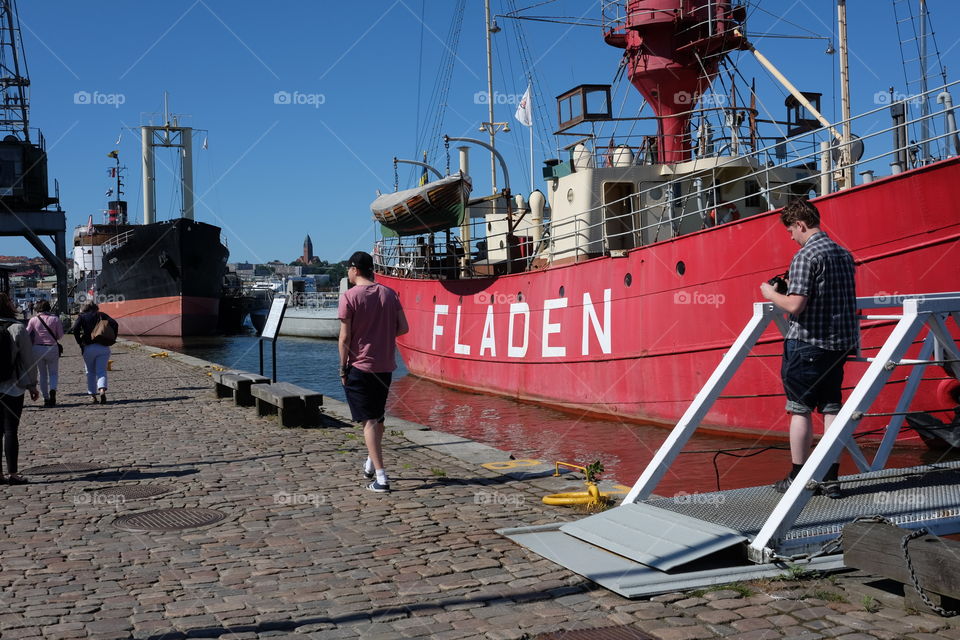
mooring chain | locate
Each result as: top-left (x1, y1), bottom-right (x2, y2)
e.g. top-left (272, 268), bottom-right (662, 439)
top-left (901, 527), bottom-right (959, 617)
top-left (784, 514), bottom-right (892, 563)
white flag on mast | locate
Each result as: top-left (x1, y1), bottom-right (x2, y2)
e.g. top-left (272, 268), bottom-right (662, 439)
top-left (514, 84), bottom-right (533, 127)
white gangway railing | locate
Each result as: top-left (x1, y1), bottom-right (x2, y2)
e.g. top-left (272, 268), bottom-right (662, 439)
top-left (620, 293), bottom-right (960, 563)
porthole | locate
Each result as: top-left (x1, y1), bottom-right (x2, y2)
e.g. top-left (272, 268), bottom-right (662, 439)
top-left (624, 273), bottom-right (632, 287)
top-left (432, 295), bottom-right (437, 303)
top-left (676, 261), bottom-right (686, 276)
top-left (566, 188), bottom-right (575, 204)
top-left (558, 285), bottom-right (565, 297)
top-left (517, 292), bottom-right (524, 302)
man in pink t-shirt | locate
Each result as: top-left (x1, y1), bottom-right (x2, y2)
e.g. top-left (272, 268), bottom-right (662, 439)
top-left (338, 251), bottom-right (408, 493)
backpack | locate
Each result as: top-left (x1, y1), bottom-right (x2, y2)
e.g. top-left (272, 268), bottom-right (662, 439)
top-left (90, 314), bottom-right (117, 346)
top-left (0, 321), bottom-right (16, 381)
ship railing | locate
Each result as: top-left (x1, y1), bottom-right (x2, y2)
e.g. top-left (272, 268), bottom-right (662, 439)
top-left (374, 240), bottom-right (449, 279)
top-left (580, 104), bottom-right (804, 168)
top-left (600, 0), bottom-right (627, 35)
top-left (100, 229), bottom-right (135, 255)
top-left (375, 80), bottom-right (960, 275)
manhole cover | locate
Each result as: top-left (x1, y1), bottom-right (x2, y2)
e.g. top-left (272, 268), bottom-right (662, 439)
top-left (22, 463), bottom-right (103, 475)
top-left (534, 627), bottom-right (654, 640)
top-left (88, 485), bottom-right (172, 501)
top-left (112, 508), bottom-right (226, 532)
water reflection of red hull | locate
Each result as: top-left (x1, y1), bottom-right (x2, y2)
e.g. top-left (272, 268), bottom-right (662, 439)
top-left (384, 159), bottom-right (960, 439)
top-left (387, 375), bottom-right (955, 492)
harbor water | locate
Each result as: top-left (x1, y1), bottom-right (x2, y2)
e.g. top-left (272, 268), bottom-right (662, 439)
top-left (132, 328), bottom-right (959, 496)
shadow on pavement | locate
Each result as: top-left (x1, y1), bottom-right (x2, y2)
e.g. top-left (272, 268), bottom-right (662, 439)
top-left (29, 468), bottom-right (200, 484)
top-left (142, 588), bottom-right (592, 639)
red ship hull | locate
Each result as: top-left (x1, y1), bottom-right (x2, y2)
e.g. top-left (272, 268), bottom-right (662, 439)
top-left (382, 158), bottom-right (960, 438)
top-left (99, 296), bottom-right (220, 337)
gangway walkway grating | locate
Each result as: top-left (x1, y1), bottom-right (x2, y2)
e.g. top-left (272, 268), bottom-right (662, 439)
top-left (646, 461), bottom-right (960, 556)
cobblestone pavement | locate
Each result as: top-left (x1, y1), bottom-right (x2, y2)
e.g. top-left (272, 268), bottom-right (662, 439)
top-left (1, 340), bottom-right (958, 639)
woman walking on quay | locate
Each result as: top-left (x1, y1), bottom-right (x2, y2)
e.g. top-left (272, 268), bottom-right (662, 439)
top-left (72, 302), bottom-right (118, 405)
top-left (26, 300), bottom-right (64, 407)
top-left (0, 292), bottom-right (39, 484)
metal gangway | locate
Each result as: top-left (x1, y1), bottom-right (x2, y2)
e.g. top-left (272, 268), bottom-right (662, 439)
top-left (501, 293), bottom-right (960, 597)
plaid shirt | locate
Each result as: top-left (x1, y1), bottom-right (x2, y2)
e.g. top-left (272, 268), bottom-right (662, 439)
top-left (785, 231), bottom-right (859, 350)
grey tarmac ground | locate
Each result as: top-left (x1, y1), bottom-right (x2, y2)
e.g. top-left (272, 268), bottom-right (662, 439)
top-left (1, 339), bottom-right (959, 640)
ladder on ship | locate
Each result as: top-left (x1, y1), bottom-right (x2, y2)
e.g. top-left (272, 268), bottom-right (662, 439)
top-left (501, 293), bottom-right (960, 597)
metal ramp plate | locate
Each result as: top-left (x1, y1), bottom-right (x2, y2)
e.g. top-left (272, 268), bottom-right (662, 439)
top-left (499, 522), bottom-right (844, 598)
top-left (558, 503), bottom-right (746, 571)
top-left (499, 462), bottom-right (960, 597)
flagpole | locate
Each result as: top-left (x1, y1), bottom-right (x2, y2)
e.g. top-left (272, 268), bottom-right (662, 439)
top-left (529, 124), bottom-right (534, 194)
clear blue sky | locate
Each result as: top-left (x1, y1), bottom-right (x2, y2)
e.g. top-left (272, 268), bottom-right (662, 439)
top-left (4, 0), bottom-right (959, 263)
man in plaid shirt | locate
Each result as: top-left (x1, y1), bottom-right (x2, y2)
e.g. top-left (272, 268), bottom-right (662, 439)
top-left (761, 198), bottom-right (858, 498)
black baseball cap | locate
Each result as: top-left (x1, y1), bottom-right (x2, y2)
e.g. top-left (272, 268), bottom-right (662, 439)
top-left (348, 251), bottom-right (374, 272)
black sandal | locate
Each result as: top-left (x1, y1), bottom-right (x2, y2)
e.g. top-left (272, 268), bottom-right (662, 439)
top-left (6, 474), bottom-right (28, 485)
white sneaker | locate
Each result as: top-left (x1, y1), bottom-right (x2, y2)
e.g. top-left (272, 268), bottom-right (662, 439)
top-left (366, 481), bottom-right (390, 493)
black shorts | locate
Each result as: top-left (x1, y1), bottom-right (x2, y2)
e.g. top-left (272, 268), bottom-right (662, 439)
top-left (343, 367), bottom-right (392, 423)
top-left (782, 339), bottom-right (852, 415)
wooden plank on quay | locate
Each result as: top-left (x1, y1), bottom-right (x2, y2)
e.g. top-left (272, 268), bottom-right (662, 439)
top-left (843, 521), bottom-right (960, 613)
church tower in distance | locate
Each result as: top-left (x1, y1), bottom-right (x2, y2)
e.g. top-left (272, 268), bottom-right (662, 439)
top-left (302, 235), bottom-right (314, 264)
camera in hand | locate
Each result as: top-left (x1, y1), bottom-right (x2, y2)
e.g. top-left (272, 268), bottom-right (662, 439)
top-left (768, 272), bottom-right (789, 295)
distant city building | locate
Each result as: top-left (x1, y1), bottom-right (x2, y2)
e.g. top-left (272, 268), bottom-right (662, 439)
top-left (273, 264), bottom-right (302, 277)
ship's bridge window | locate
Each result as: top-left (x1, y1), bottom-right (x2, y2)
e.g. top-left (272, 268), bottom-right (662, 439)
top-left (556, 84), bottom-right (613, 132)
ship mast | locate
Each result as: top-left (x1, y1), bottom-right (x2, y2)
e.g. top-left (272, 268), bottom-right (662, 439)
top-left (141, 93), bottom-right (195, 224)
top-left (480, 1), bottom-right (509, 194)
top-left (485, 0), bottom-right (497, 193)
top-left (838, 0), bottom-right (853, 188)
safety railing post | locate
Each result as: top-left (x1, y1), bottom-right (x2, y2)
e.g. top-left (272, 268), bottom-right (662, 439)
top-left (622, 302), bottom-right (778, 504)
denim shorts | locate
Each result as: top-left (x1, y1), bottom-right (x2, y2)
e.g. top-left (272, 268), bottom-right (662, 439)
top-left (781, 339), bottom-right (852, 415)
